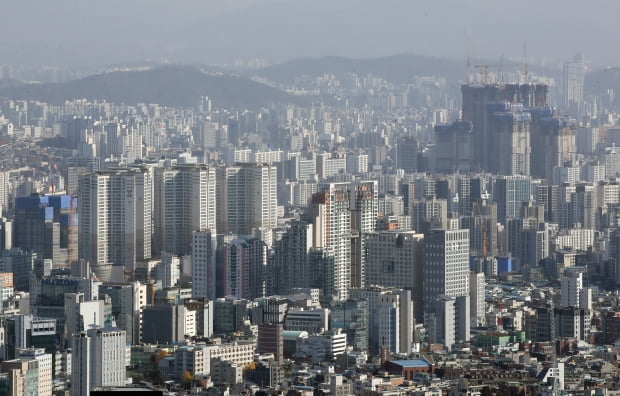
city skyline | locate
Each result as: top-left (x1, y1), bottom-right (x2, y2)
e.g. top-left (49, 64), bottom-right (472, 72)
top-left (0, 3), bottom-right (620, 394)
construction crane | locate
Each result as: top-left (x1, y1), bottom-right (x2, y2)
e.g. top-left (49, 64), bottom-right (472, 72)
top-left (523, 42), bottom-right (529, 84)
top-left (474, 61), bottom-right (524, 85)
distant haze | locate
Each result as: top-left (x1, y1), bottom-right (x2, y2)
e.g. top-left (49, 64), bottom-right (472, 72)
top-left (3, 0), bottom-right (620, 68)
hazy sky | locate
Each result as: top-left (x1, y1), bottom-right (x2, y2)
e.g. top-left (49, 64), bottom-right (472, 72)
top-left (3, 0), bottom-right (619, 68)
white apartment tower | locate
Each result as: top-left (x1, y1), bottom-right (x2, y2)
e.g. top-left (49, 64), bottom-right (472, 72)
top-left (219, 164), bottom-right (277, 246)
top-left (307, 183), bottom-right (351, 300)
top-left (153, 164), bottom-right (217, 256)
top-left (78, 167), bottom-right (152, 269)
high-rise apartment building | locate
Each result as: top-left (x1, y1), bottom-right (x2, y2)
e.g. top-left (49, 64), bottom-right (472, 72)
top-left (219, 164), bottom-right (277, 246)
top-left (269, 221), bottom-right (313, 295)
top-left (306, 183), bottom-right (351, 300)
top-left (192, 230), bottom-right (216, 300)
top-left (350, 181), bottom-right (378, 288)
top-left (78, 167), bottom-right (152, 269)
top-left (469, 272), bottom-right (486, 328)
top-left (222, 236), bottom-right (267, 300)
top-left (153, 164), bottom-right (217, 256)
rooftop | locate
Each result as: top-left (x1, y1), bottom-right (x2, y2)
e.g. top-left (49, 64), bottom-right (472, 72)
top-left (390, 359), bottom-right (431, 368)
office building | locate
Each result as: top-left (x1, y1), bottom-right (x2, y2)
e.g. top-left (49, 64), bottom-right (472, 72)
top-left (423, 229), bottom-right (470, 344)
top-left (493, 175), bottom-right (532, 223)
top-left (257, 323), bottom-right (284, 363)
top-left (363, 231), bottom-right (424, 321)
top-left (560, 270), bottom-right (592, 310)
top-left (0, 359), bottom-right (39, 396)
top-left (330, 299), bottom-right (369, 351)
top-left (98, 282), bottom-right (146, 345)
top-left (13, 194), bottom-right (77, 266)
top-left (346, 153), bottom-right (369, 174)
top-left (17, 347), bottom-right (53, 396)
top-left (284, 308), bottom-right (329, 333)
top-left (350, 287), bottom-right (413, 355)
top-left (142, 302), bottom-right (212, 344)
top-left (71, 327), bottom-right (126, 396)
top-left (570, 183), bottom-right (597, 229)
top-left (554, 307), bottom-right (591, 341)
top-left (64, 293), bottom-right (106, 337)
top-left (423, 229), bottom-right (470, 308)
top-left (0, 248), bottom-right (36, 291)
top-left (153, 252), bottom-right (180, 289)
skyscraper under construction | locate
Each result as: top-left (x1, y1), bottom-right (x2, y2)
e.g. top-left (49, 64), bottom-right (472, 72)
top-left (462, 83), bottom-right (548, 176)
top-left (436, 83), bottom-right (575, 181)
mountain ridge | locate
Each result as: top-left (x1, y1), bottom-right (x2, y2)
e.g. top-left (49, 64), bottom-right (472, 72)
top-left (0, 66), bottom-right (307, 108)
